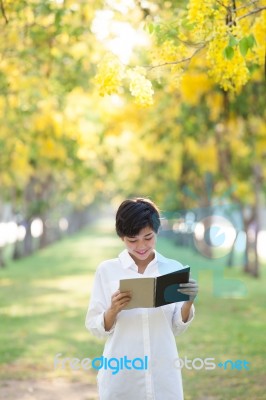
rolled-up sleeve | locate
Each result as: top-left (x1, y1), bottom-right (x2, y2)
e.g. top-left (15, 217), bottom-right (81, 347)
top-left (85, 268), bottom-right (116, 338)
top-left (172, 302), bottom-right (195, 336)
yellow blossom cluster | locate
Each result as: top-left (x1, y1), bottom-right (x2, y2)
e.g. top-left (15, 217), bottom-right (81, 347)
top-left (187, 0), bottom-right (262, 92)
top-left (94, 54), bottom-right (124, 96)
top-left (187, 0), bottom-right (228, 41)
top-left (251, 10), bottom-right (266, 67)
top-left (152, 41), bottom-right (190, 90)
top-left (207, 35), bottom-right (250, 92)
top-left (93, 2), bottom-right (265, 104)
top-left (154, 41), bottom-right (188, 63)
top-left (127, 68), bottom-right (154, 106)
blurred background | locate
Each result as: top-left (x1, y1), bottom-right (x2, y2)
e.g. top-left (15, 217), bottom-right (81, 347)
top-left (0, 1), bottom-right (265, 399)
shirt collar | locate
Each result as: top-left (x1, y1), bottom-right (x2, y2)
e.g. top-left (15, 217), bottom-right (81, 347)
top-left (118, 249), bottom-right (158, 269)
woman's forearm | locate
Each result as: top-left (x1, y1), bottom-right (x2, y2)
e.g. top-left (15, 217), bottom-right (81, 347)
top-left (104, 308), bottom-right (117, 331)
top-left (181, 301), bottom-right (193, 323)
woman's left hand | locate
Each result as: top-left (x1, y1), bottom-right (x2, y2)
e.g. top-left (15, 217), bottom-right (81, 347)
top-left (178, 278), bottom-right (199, 301)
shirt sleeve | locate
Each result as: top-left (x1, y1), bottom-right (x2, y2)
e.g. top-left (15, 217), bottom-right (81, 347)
top-left (171, 301), bottom-right (195, 336)
top-left (85, 267), bottom-right (116, 338)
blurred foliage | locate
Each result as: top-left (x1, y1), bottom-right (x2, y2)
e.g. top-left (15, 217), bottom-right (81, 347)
top-left (93, 0), bottom-right (266, 213)
top-left (0, 0), bottom-right (265, 218)
top-left (0, 0), bottom-right (107, 218)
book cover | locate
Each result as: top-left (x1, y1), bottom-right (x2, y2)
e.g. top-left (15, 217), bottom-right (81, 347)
top-left (119, 266), bottom-right (190, 309)
top-left (155, 267), bottom-right (190, 307)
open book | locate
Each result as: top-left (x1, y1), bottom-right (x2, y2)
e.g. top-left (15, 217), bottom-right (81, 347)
top-left (120, 266), bottom-right (190, 309)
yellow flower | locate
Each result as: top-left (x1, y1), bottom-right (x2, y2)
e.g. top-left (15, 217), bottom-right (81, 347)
top-left (127, 68), bottom-right (154, 107)
top-left (94, 54), bottom-right (124, 96)
top-left (207, 35), bottom-right (249, 92)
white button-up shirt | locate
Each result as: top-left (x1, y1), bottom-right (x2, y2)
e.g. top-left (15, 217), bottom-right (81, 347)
top-left (85, 249), bottom-right (195, 400)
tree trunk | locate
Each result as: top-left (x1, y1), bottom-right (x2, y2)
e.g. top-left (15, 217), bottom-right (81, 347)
top-left (250, 164), bottom-right (262, 277)
top-left (241, 163), bottom-right (262, 277)
top-left (227, 232), bottom-right (239, 268)
top-left (39, 216), bottom-right (49, 249)
top-left (0, 249), bottom-right (6, 268)
top-left (243, 213), bottom-right (259, 277)
top-left (12, 239), bottom-right (24, 260)
top-left (23, 219), bottom-right (33, 256)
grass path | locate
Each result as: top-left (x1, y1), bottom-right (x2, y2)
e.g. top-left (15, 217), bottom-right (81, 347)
top-left (0, 218), bottom-right (265, 399)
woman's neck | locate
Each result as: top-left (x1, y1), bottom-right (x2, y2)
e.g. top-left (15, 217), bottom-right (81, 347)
top-left (130, 251), bottom-right (155, 272)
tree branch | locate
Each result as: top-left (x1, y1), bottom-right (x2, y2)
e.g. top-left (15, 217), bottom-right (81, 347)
top-left (215, 0), bottom-right (229, 10)
top-left (233, 0), bottom-right (259, 12)
top-left (223, 6), bottom-right (266, 27)
top-left (237, 6), bottom-right (266, 21)
top-left (0, 0), bottom-right (8, 24)
top-left (143, 3), bottom-right (265, 73)
top-left (145, 46), bottom-right (205, 71)
top-left (176, 36), bottom-right (205, 48)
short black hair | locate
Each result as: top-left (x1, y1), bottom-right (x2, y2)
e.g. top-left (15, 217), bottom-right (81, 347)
top-left (115, 198), bottom-right (160, 237)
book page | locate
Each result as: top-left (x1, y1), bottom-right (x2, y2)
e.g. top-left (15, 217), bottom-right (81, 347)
top-left (119, 277), bottom-right (155, 309)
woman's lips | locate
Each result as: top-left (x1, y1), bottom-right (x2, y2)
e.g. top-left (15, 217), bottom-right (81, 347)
top-left (136, 250), bottom-right (148, 255)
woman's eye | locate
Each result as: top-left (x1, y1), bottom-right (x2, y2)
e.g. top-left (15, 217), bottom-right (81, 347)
top-left (128, 240), bottom-right (137, 243)
top-left (146, 235), bottom-right (154, 240)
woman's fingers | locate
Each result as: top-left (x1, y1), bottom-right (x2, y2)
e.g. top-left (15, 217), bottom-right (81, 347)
top-left (178, 290), bottom-right (197, 294)
top-left (178, 278), bottom-right (199, 300)
top-left (178, 286), bottom-right (198, 290)
top-left (179, 279), bottom-right (198, 288)
top-left (117, 291), bottom-right (131, 300)
top-left (112, 290), bottom-right (131, 307)
top-left (112, 290), bottom-right (131, 300)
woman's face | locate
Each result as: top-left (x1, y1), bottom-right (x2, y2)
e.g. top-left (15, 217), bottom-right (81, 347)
top-left (122, 226), bottom-right (157, 263)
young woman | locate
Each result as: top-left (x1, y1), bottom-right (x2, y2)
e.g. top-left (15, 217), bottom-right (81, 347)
top-left (85, 198), bottom-right (199, 400)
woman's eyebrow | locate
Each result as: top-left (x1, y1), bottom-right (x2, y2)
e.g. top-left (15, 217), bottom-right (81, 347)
top-left (128, 232), bottom-right (153, 239)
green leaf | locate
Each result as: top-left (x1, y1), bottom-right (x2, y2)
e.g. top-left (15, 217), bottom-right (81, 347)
top-left (168, 28), bottom-right (178, 38)
top-left (187, 23), bottom-right (196, 31)
top-left (247, 34), bottom-right (256, 48)
top-left (154, 24), bottom-right (161, 34)
top-left (229, 35), bottom-right (238, 47)
top-left (247, 63), bottom-right (260, 73)
top-left (148, 23), bottom-right (154, 34)
top-left (223, 46), bottom-right (234, 60)
top-left (181, 19), bottom-right (195, 31)
top-left (239, 37), bottom-right (249, 57)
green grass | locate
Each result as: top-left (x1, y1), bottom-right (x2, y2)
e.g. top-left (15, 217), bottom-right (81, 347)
top-left (0, 218), bottom-right (265, 399)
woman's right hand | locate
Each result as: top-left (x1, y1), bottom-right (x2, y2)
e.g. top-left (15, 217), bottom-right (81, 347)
top-left (104, 290), bottom-right (131, 331)
top-left (110, 290), bottom-right (132, 314)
